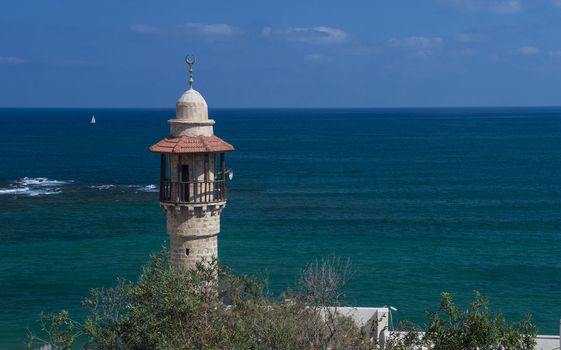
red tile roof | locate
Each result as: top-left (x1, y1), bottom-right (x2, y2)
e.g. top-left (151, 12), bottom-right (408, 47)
top-left (150, 135), bottom-right (234, 154)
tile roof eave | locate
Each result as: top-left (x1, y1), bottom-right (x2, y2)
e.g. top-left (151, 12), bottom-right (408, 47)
top-left (149, 135), bottom-right (234, 154)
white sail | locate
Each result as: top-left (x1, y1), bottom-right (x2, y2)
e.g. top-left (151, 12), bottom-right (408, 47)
top-left (91, 115), bottom-right (96, 124)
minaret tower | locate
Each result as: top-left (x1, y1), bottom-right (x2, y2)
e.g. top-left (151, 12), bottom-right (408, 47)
top-left (150, 56), bottom-right (234, 271)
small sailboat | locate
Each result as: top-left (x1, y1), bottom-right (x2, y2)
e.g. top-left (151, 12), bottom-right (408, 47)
top-left (91, 115), bottom-right (96, 124)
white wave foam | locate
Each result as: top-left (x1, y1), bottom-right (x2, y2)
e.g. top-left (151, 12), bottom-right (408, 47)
top-left (139, 184), bottom-right (159, 193)
top-left (125, 184), bottom-right (159, 192)
top-left (89, 184), bottom-right (116, 190)
top-left (89, 184), bottom-right (158, 192)
top-left (0, 186), bottom-right (31, 195)
top-left (19, 177), bottom-right (68, 186)
top-left (28, 188), bottom-right (62, 196)
top-left (0, 177), bottom-right (68, 196)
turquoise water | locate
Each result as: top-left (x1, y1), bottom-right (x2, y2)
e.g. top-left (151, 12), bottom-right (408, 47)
top-left (1, 108), bottom-right (561, 348)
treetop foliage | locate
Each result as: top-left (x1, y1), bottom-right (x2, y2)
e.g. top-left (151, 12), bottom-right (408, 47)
top-left (29, 249), bottom-right (537, 350)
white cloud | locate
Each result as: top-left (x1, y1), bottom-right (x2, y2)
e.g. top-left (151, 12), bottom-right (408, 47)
top-left (456, 33), bottom-right (476, 42)
top-left (548, 50), bottom-right (561, 57)
top-left (438, 0), bottom-right (522, 14)
top-left (181, 23), bottom-right (235, 36)
top-left (304, 53), bottom-right (325, 62)
top-left (450, 48), bottom-right (477, 56)
top-left (263, 26), bottom-right (348, 45)
top-left (0, 56), bottom-right (25, 64)
top-left (389, 36), bottom-right (444, 56)
top-left (389, 36), bottom-right (444, 50)
top-left (130, 24), bottom-right (160, 34)
top-left (415, 50), bottom-right (436, 58)
top-left (517, 46), bottom-right (541, 55)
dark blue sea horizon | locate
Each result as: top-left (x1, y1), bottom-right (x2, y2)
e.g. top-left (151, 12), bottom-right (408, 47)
top-left (1, 107), bottom-right (561, 348)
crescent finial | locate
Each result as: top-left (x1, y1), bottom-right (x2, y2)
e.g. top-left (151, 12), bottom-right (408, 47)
top-left (185, 55), bottom-right (196, 65)
top-left (185, 54), bottom-right (196, 89)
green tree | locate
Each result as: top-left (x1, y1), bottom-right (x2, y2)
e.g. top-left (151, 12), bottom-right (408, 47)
top-left (423, 291), bottom-right (537, 350)
top-left (29, 250), bottom-right (537, 350)
top-left (29, 250), bottom-right (371, 350)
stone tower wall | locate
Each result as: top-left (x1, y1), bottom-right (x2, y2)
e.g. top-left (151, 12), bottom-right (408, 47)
top-left (165, 206), bottom-right (222, 270)
top-left (164, 199), bottom-right (223, 271)
top-left (169, 233), bottom-right (218, 271)
top-left (166, 206), bottom-right (221, 237)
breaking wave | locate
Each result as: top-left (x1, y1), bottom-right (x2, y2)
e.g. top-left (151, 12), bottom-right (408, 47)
top-left (0, 177), bottom-right (68, 197)
top-left (0, 187), bottom-right (31, 195)
top-left (18, 177), bottom-right (68, 186)
top-left (89, 184), bottom-right (116, 190)
top-left (89, 184), bottom-right (159, 193)
top-left (1, 178), bottom-right (159, 197)
top-left (138, 184), bottom-right (158, 193)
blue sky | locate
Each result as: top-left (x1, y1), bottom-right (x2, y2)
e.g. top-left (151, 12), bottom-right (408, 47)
top-left (2, 0), bottom-right (561, 108)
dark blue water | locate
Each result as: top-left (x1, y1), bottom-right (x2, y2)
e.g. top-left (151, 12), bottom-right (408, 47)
top-left (1, 108), bottom-right (561, 348)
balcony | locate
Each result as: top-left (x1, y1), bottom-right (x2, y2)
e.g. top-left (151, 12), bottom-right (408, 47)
top-left (160, 179), bottom-right (227, 205)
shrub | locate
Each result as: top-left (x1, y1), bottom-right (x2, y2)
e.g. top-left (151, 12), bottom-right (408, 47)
top-left (423, 291), bottom-right (537, 350)
top-left (28, 250), bottom-right (371, 350)
top-left (29, 251), bottom-right (537, 350)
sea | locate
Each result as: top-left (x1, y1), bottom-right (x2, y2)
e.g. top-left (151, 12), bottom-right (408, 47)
top-left (1, 107), bottom-right (561, 348)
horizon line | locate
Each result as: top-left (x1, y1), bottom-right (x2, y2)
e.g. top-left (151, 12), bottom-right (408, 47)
top-left (2, 105), bottom-right (561, 110)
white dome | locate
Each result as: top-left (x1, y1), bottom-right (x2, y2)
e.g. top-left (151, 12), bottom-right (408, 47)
top-left (176, 89), bottom-right (208, 121)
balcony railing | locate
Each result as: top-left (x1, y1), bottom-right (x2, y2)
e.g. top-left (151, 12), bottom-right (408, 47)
top-left (160, 179), bottom-right (227, 204)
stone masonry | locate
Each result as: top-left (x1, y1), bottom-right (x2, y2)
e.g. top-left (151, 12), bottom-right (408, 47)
top-left (163, 199), bottom-right (225, 270)
top-left (150, 61), bottom-right (233, 272)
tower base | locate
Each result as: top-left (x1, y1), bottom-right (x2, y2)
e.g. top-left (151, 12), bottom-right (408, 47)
top-left (169, 234), bottom-right (218, 271)
top-left (163, 205), bottom-right (223, 271)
